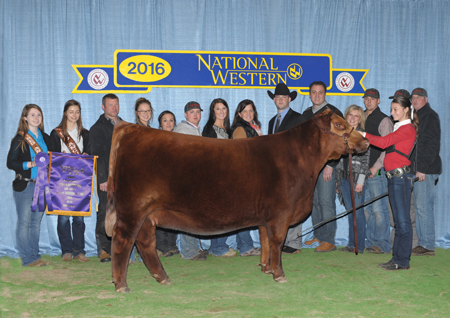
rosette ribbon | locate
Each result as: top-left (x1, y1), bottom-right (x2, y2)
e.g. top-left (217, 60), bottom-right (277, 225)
top-left (31, 152), bottom-right (53, 212)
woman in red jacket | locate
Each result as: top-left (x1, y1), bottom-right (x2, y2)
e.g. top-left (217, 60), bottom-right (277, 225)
top-left (361, 96), bottom-right (418, 270)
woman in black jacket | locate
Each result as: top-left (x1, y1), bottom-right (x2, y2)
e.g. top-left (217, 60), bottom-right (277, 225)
top-left (49, 100), bottom-right (90, 262)
top-left (7, 104), bottom-right (51, 267)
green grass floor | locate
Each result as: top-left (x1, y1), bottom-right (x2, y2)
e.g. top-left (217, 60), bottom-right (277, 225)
top-left (1, 248), bottom-right (449, 317)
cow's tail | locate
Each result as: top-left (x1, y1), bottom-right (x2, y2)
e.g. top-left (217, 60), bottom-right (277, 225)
top-left (105, 121), bottom-right (135, 237)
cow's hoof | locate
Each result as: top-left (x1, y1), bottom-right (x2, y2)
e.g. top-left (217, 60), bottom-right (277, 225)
top-left (274, 276), bottom-right (288, 283)
top-left (160, 278), bottom-right (172, 285)
top-left (116, 286), bottom-right (131, 293)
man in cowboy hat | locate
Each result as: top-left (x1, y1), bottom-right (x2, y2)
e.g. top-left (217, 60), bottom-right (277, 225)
top-left (267, 82), bottom-right (304, 254)
top-left (302, 81), bottom-right (343, 252)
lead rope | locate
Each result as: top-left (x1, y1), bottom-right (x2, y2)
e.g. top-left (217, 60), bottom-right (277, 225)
top-left (348, 152), bottom-right (358, 255)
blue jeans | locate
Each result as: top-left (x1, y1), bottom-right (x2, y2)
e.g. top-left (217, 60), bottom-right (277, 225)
top-left (312, 169), bottom-right (336, 245)
top-left (341, 179), bottom-right (366, 250)
top-left (57, 215), bottom-right (86, 257)
top-left (13, 183), bottom-right (45, 266)
top-left (388, 173), bottom-right (413, 267)
top-left (179, 234), bottom-right (200, 259)
top-left (414, 174), bottom-right (439, 250)
top-left (364, 171), bottom-right (392, 253)
top-left (129, 246), bottom-right (143, 262)
top-left (211, 230), bottom-right (254, 255)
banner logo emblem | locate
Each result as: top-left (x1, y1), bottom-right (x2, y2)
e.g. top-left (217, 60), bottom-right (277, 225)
top-left (287, 63), bottom-right (303, 80)
top-left (335, 72), bottom-right (355, 92)
top-left (88, 69), bottom-right (109, 90)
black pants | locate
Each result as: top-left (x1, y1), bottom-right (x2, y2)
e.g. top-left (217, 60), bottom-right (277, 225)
top-left (155, 228), bottom-right (178, 254)
top-left (96, 187), bottom-right (111, 255)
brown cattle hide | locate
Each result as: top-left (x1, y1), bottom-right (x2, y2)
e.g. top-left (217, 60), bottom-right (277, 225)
top-left (105, 109), bottom-right (369, 292)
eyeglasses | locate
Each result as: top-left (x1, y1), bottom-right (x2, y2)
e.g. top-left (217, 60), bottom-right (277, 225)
top-left (137, 110), bottom-right (152, 114)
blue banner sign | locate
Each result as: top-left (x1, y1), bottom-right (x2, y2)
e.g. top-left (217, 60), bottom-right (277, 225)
top-left (73, 50), bottom-right (367, 95)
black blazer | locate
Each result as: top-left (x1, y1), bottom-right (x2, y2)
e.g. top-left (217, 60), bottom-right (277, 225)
top-left (7, 132), bottom-right (51, 192)
top-left (49, 128), bottom-right (90, 154)
top-left (268, 108), bottom-right (304, 134)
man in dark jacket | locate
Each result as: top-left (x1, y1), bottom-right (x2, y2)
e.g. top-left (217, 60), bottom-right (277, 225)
top-left (90, 94), bottom-right (121, 262)
top-left (267, 83), bottom-right (304, 254)
top-left (410, 88), bottom-right (441, 256)
top-left (302, 81), bottom-right (342, 252)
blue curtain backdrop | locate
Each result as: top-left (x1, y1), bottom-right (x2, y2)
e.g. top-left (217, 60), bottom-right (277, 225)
top-left (1, 0), bottom-right (449, 257)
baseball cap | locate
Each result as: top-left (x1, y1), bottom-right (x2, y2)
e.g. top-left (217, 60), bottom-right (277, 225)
top-left (411, 87), bottom-right (428, 97)
top-left (389, 89), bottom-right (411, 99)
top-left (363, 88), bottom-right (380, 99)
top-left (184, 101), bottom-right (203, 112)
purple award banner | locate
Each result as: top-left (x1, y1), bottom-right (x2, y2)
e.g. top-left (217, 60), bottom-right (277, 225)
top-left (47, 152), bottom-right (97, 216)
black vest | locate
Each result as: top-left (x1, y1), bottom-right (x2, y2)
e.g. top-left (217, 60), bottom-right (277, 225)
top-left (365, 107), bottom-right (390, 168)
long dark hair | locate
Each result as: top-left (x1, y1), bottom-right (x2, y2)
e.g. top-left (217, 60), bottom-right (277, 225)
top-left (231, 99), bottom-right (261, 129)
top-left (392, 96), bottom-right (419, 135)
top-left (56, 100), bottom-right (87, 142)
top-left (204, 98), bottom-right (232, 135)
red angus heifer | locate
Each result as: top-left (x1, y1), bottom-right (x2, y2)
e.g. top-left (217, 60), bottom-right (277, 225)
top-left (105, 109), bottom-right (369, 293)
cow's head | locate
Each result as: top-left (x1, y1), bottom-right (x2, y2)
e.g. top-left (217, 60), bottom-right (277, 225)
top-left (314, 108), bottom-right (369, 157)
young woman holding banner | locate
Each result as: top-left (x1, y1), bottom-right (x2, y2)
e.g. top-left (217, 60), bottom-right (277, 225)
top-left (7, 104), bottom-right (51, 267)
top-left (50, 100), bottom-right (90, 262)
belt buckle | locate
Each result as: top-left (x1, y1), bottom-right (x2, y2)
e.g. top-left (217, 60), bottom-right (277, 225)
top-left (393, 168), bottom-right (403, 177)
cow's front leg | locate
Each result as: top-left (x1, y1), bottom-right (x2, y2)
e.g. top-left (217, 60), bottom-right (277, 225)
top-left (111, 220), bottom-right (136, 293)
top-left (258, 225), bottom-right (271, 275)
top-left (135, 217), bottom-right (172, 285)
top-left (267, 223), bottom-right (289, 283)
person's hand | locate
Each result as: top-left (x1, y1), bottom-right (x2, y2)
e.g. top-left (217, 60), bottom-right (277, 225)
top-left (416, 171), bottom-right (426, 182)
top-left (357, 131), bottom-right (364, 136)
top-left (369, 166), bottom-right (377, 179)
top-left (323, 166), bottom-right (333, 182)
top-left (99, 182), bottom-right (108, 192)
top-left (355, 184), bottom-right (363, 193)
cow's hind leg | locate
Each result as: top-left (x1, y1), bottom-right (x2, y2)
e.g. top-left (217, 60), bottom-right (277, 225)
top-left (267, 223), bottom-right (290, 283)
top-left (135, 217), bottom-right (172, 285)
top-left (111, 219), bottom-right (138, 293)
top-left (258, 226), bottom-right (271, 275)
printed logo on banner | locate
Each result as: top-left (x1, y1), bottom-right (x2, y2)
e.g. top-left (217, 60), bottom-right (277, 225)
top-left (87, 69), bottom-right (109, 90)
top-left (72, 50), bottom-right (368, 95)
top-left (335, 72), bottom-right (355, 92)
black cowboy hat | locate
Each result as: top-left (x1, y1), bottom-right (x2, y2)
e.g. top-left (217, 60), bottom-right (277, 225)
top-left (267, 83), bottom-right (297, 101)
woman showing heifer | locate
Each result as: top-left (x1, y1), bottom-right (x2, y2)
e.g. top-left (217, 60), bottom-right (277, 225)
top-left (7, 104), bottom-right (51, 267)
top-left (360, 96), bottom-right (417, 270)
top-left (50, 99), bottom-right (90, 262)
top-left (336, 105), bottom-right (370, 253)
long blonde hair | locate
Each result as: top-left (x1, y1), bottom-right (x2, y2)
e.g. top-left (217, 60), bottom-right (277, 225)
top-left (344, 104), bottom-right (366, 130)
top-left (16, 104), bottom-right (45, 151)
